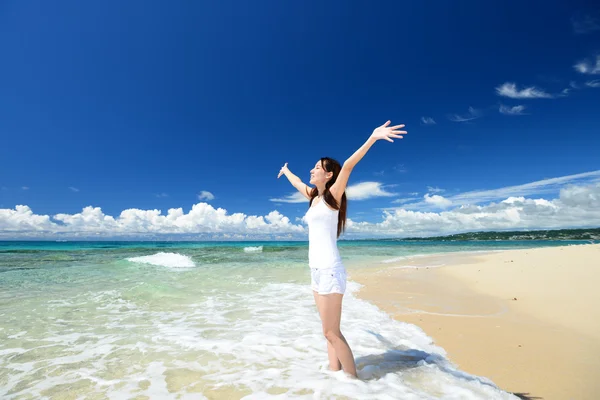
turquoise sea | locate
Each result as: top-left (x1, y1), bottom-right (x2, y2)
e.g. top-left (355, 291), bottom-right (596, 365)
top-left (0, 240), bottom-right (587, 399)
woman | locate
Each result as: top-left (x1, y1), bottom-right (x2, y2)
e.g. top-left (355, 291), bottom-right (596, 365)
top-left (277, 120), bottom-right (407, 378)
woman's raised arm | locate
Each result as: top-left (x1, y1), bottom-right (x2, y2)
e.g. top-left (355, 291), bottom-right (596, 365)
top-left (330, 120), bottom-right (407, 202)
top-left (277, 162), bottom-right (312, 200)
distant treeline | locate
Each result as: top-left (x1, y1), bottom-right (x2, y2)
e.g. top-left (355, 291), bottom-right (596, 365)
top-left (378, 228), bottom-right (600, 241)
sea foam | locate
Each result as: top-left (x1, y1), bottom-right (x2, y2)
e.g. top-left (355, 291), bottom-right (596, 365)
top-left (126, 252), bottom-right (196, 268)
top-left (244, 246), bottom-right (263, 253)
top-left (1, 251), bottom-right (518, 399)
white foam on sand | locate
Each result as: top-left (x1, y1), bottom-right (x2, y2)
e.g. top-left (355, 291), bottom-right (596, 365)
top-left (126, 252), bottom-right (196, 268)
top-left (381, 256), bottom-right (408, 263)
top-left (0, 278), bottom-right (518, 399)
top-left (387, 264), bottom-right (446, 270)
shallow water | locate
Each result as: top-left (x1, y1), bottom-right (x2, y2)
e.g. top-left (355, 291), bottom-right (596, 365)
top-left (0, 240), bottom-right (582, 398)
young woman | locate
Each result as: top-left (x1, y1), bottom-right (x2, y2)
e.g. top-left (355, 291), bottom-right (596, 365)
top-left (277, 120), bottom-right (407, 378)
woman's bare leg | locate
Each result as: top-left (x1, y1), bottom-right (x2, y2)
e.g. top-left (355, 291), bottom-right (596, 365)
top-left (317, 292), bottom-right (357, 377)
top-left (313, 291), bottom-right (341, 370)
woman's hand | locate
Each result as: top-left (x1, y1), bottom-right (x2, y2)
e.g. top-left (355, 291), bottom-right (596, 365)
top-left (370, 120), bottom-right (407, 143)
top-left (277, 162), bottom-right (289, 179)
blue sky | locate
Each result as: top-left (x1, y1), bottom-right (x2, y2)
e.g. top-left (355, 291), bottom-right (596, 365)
top-left (1, 1), bottom-right (599, 239)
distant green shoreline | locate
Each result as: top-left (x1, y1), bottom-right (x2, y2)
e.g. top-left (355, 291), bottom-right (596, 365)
top-left (377, 227), bottom-right (600, 242)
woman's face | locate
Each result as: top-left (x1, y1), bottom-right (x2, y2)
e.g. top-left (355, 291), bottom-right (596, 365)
top-left (309, 160), bottom-right (332, 185)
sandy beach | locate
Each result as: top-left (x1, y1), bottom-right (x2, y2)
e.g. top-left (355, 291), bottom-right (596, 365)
top-left (351, 244), bottom-right (600, 400)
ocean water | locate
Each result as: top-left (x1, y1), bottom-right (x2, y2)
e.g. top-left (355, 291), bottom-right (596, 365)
top-left (0, 240), bottom-right (585, 399)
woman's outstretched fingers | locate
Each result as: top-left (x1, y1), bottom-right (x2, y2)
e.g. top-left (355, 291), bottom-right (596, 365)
top-left (277, 162), bottom-right (288, 178)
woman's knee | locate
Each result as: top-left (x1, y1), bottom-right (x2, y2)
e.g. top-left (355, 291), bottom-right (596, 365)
top-left (323, 329), bottom-right (341, 342)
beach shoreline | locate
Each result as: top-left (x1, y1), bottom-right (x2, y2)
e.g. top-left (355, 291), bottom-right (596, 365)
top-left (350, 243), bottom-right (600, 400)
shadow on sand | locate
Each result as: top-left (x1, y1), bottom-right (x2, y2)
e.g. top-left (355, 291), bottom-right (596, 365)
top-left (511, 394), bottom-right (543, 400)
top-left (355, 330), bottom-right (541, 399)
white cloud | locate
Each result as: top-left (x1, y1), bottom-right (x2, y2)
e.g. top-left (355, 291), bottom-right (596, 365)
top-left (269, 192), bottom-right (308, 204)
top-left (424, 194), bottom-right (452, 208)
top-left (392, 164), bottom-right (407, 173)
top-left (0, 203), bottom-right (305, 239)
top-left (21, 186), bottom-right (29, 190)
top-left (0, 205), bottom-right (56, 233)
top-left (499, 104), bottom-right (527, 115)
top-left (560, 81), bottom-right (579, 96)
top-left (198, 191), bottom-right (215, 201)
top-left (448, 107), bottom-right (482, 122)
top-left (69, 187), bottom-right (80, 192)
top-left (3, 175), bottom-right (600, 239)
top-left (585, 80), bottom-right (600, 88)
top-left (155, 192), bottom-right (169, 198)
top-left (571, 13), bottom-right (600, 34)
top-left (270, 181), bottom-right (396, 203)
top-left (5, 171), bottom-right (600, 240)
top-left (495, 82), bottom-right (553, 99)
top-left (421, 117), bottom-right (436, 125)
top-left (345, 181), bottom-right (600, 237)
top-left (346, 182), bottom-right (396, 200)
top-left (574, 55), bottom-right (600, 75)
top-left (392, 197), bottom-right (420, 204)
top-left (385, 170), bottom-right (600, 212)
top-left (427, 186), bottom-right (445, 194)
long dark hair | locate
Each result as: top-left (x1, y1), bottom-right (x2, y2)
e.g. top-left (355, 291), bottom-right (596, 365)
top-left (308, 157), bottom-right (347, 238)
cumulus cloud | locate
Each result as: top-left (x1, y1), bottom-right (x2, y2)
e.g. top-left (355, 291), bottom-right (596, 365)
top-left (0, 203), bottom-right (305, 239)
top-left (69, 187), bottom-right (80, 192)
top-left (345, 182), bottom-right (600, 237)
top-left (346, 182), bottom-right (396, 200)
top-left (495, 83), bottom-right (554, 99)
top-left (198, 191), bottom-right (215, 201)
top-left (4, 172), bottom-right (599, 240)
top-left (421, 117), bottom-right (436, 125)
top-left (270, 181), bottom-right (396, 203)
top-left (155, 192), bottom-right (168, 198)
top-left (448, 107), bottom-right (482, 122)
top-left (499, 104), bottom-right (527, 115)
top-left (391, 170), bottom-right (600, 211)
top-left (424, 194), bottom-right (452, 208)
top-left (574, 55), bottom-right (600, 75)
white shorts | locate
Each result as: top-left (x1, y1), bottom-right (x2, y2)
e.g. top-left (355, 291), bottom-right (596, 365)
top-left (310, 268), bottom-right (347, 295)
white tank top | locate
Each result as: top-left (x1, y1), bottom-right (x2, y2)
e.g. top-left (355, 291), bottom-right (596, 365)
top-left (304, 198), bottom-right (344, 270)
